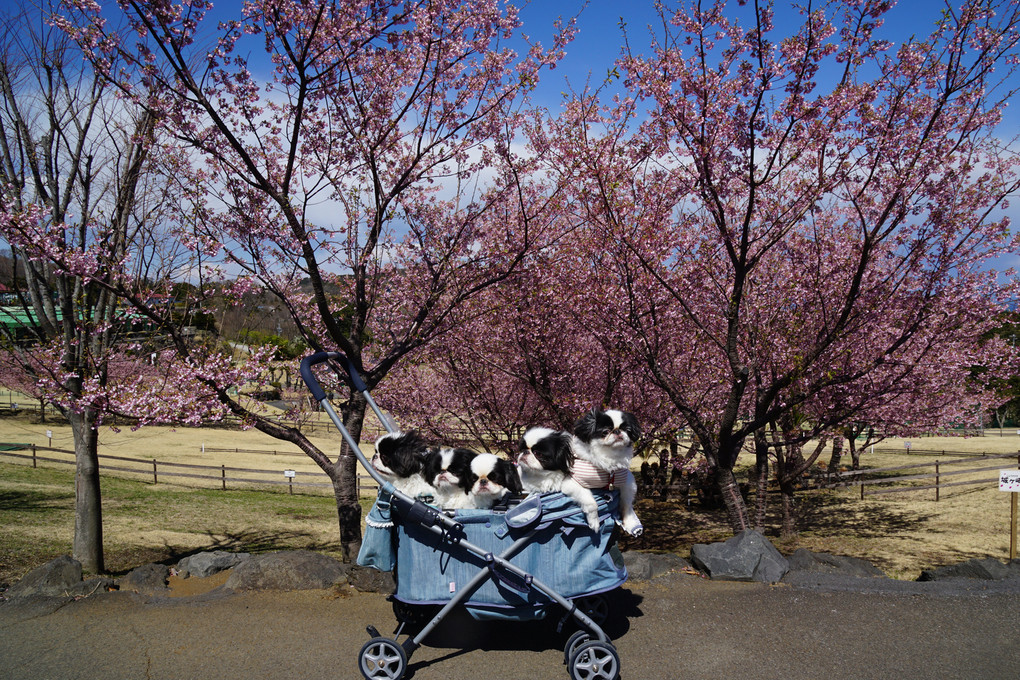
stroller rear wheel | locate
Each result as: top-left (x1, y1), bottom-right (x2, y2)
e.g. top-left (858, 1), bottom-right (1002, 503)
top-left (358, 637), bottom-right (407, 680)
top-left (574, 593), bottom-right (610, 626)
top-left (567, 640), bottom-right (621, 680)
top-left (391, 599), bottom-right (440, 629)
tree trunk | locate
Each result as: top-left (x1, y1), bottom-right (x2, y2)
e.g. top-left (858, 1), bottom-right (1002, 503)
top-left (69, 408), bottom-right (104, 574)
top-left (333, 391), bottom-right (368, 563)
top-left (827, 435), bottom-right (844, 476)
top-left (753, 430), bottom-right (769, 532)
top-left (715, 466), bottom-right (749, 532)
top-left (779, 479), bottom-right (798, 539)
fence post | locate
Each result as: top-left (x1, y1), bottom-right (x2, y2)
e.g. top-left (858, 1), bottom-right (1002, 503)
top-left (935, 460), bottom-right (940, 502)
top-left (222, 464), bottom-right (226, 490)
top-left (860, 482), bottom-right (865, 501)
top-left (32, 444), bottom-right (37, 469)
top-left (153, 459), bottom-right (158, 485)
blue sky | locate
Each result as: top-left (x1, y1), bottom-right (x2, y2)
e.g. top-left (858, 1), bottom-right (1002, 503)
top-left (517, 1), bottom-right (1018, 119)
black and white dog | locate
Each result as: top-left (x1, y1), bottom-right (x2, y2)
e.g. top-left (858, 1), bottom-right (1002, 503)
top-left (467, 452), bottom-right (522, 509)
top-left (572, 409), bottom-right (643, 536)
top-left (422, 446), bottom-right (478, 509)
top-left (517, 427), bottom-right (601, 531)
top-left (371, 431), bottom-right (436, 500)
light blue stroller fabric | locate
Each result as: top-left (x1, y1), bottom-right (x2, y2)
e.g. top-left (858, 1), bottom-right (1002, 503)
top-left (357, 489), bottom-right (397, 572)
top-left (391, 490), bottom-right (626, 618)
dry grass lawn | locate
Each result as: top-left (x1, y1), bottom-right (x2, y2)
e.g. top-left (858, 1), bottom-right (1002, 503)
top-left (1, 411), bottom-right (1019, 583)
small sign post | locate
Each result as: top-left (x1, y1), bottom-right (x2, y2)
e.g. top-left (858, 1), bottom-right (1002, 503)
top-left (1000, 470), bottom-right (1020, 560)
top-left (284, 469), bottom-right (296, 495)
top-left (46, 430), bottom-right (52, 447)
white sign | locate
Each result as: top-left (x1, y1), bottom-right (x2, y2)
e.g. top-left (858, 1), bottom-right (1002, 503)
top-left (904, 441), bottom-right (912, 450)
top-left (1000, 470), bottom-right (1020, 492)
top-left (284, 470), bottom-right (296, 478)
top-left (46, 430), bottom-right (52, 439)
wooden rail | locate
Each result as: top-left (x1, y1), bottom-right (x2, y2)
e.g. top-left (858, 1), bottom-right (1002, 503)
top-left (820, 452), bottom-right (1020, 500)
top-left (0, 445), bottom-right (380, 496)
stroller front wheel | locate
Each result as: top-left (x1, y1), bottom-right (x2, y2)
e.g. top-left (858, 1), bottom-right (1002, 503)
top-left (358, 637), bottom-right (407, 680)
top-left (568, 640), bottom-right (621, 680)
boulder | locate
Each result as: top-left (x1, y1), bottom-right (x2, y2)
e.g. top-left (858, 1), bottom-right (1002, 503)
top-left (918, 558), bottom-right (1020, 582)
top-left (786, 549), bottom-right (886, 579)
top-left (346, 565), bottom-right (395, 593)
top-left (690, 530), bottom-right (789, 583)
top-left (177, 551), bottom-right (251, 578)
top-left (623, 551), bottom-right (691, 581)
top-left (118, 563), bottom-right (170, 596)
top-left (224, 550), bottom-right (347, 591)
top-left (6, 555), bottom-right (82, 599)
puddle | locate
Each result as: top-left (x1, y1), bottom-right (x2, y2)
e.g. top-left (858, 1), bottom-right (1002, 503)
top-left (167, 569), bottom-right (232, 598)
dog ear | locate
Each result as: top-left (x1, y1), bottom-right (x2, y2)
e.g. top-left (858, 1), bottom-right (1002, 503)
top-left (620, 412), bottom-right (642, 441)
top-left (556, 431), bottom-right (575, 465)
top-left (572, 410), bottom-right (598, 440)
top-left (504, 461), bottom-right (523, 494)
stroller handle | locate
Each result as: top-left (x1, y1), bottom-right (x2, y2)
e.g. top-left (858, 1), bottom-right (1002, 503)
top-left (300, 351), bottom-right (367, 401)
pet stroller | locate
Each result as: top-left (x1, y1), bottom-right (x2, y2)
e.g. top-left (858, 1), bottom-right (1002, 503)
top-left (300, 352), bottom-right (627, 680)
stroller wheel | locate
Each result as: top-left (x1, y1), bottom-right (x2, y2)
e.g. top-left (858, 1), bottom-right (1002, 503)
top-left (358, 637), bottom-right (407, 680)
top-left (391, 600), bottom-right (439, 628)
top-left (563, 630), bottom-right (592, 665)
top-left (574, 594), bottom-right (610, 626)
top-left (567, 641), bottom-right (621, 680)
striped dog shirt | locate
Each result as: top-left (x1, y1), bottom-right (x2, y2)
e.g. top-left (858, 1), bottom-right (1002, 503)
top-left (571, 459), bottom-right (631, 490)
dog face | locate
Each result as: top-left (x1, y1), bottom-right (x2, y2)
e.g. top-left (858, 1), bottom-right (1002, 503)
top-left (573, 409), bottom-right (641, 450)
top-left (424, 447), bottom-right (477, 495)
top-left (371, 431), bottom-right (431, 481)
top-left (468, 453), bottom-right (522, 507)
top-left (517, 427), bottom-right (573, 475)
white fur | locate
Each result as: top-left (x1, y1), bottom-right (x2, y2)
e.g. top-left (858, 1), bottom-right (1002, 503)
top-left (371, 453), bottom-right (436, 500)
top-left (468, 453), bottom-right (511, 509)
top-left (572, 410), bottom-right (643, 536)
top-left (431, 448), bottom-right (474, 509)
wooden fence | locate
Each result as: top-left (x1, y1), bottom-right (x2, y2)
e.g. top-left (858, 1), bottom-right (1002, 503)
top-left (5, 441), bottom-right (1018, 504)
top-left (820, 451), bottom-right (1020, 500)
top-left (0, 444), bottom-right (380, 497)
top-left (637, 451), bottom-right (1020, 503)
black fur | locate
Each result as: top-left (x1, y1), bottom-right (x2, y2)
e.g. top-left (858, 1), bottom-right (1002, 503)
top-left (518, 429), bottom-right (573, 474)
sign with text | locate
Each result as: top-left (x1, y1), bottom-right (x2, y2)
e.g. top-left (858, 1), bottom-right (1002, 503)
top-left (284, 470), bottom-right (296, 478)
top-left (1000, 470), bottom-right (1020, 492)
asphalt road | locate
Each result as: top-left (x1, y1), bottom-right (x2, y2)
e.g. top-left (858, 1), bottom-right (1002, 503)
top-left (2, 572), bottom-right (1019, 680)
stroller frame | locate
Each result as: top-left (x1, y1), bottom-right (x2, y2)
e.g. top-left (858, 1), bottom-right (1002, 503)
top-left (301, 352), bottom-right (623, 680)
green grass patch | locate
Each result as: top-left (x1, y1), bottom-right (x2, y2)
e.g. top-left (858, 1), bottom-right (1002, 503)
top-left (0, 462), bottom-right (376, 583)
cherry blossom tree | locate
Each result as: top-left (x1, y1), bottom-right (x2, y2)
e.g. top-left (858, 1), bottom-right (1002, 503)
top-left (379, 249), bottom-right (680, 455)
top-left (546, 0), bottom-right (1020, 531)
top-left (0, 4), bottom-right (190, 572)
top-left (57, 0), bottom-right (574, 560)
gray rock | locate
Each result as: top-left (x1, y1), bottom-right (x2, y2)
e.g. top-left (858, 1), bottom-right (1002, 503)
top-left (690, 530), bottom-right (789, 584)
top-left (918, 558), bottom-right (1019, 582)
top-left (118, 563), bottom-right (170, 596)
top-left (6, 555), bottom-right (83, 599)
top-left (177, 550), bottom-right (251, 578)
top-left (346, 565), bottom-right (395, 593)
top-left (786, 549), bottom-right (886, 579)
top-left (623, 551), bottom-right (691, 581)
top-left (224, 550), bottom-right (347, 591)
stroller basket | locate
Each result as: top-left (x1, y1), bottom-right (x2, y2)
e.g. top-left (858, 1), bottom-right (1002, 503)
top-left (300, 352), bottom-right (626, 680)
top-left (390, 490), bottom-right (626, 618)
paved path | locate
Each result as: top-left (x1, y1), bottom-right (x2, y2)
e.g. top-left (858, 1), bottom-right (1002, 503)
top-left (2, 572), bottom-right (1019, 680)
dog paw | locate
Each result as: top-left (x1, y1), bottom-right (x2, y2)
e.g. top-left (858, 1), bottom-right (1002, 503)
top-left (586, 513), bottom-right (601, 531)
top-left (622, 517), bottom-right (643, 536)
